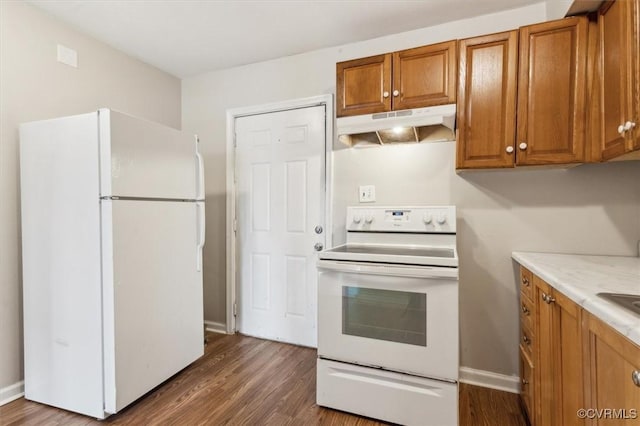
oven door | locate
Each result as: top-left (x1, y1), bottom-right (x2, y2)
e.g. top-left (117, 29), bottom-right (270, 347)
top-left (317, 260), bottom-right (458, 381)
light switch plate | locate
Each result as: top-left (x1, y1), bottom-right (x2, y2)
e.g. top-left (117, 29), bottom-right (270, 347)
top-left (359, 185), bottom-right (376, 203)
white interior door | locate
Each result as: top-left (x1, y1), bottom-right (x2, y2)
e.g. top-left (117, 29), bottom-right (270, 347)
top-left (235, 105), bottom-right (325, 347)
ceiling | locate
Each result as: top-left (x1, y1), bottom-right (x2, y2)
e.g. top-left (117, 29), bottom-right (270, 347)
top-left (29, 0), bottom-right (544, 78)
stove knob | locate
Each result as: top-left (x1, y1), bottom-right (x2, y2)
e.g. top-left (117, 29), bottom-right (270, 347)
top-left (365, 214), bottom-right (374, 224)
top-left (437, 214), bottom-right (447, 225)
top-left (353, 214), bottom-right (362, 224)
top-left (423, 214), bottom-right (432, 224)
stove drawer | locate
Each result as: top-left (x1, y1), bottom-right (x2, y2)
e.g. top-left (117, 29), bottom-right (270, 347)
top-left (317, 358), bottom-right (457, 426)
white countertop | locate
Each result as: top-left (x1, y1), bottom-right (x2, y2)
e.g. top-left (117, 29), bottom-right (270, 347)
top-left (512, 252), bottom-right (640, 346)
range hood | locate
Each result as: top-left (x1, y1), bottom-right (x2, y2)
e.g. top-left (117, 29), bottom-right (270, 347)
top-left (337, 104), bottom-right (456, 147)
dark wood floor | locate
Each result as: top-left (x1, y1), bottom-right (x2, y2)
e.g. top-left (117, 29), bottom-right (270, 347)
top-left (0, 333), bottom-right (527, 425)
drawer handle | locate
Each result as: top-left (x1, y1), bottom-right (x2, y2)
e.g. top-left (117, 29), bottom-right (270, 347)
top-left (521, 304), bottom-right (530, 315)
top-left (522, 335), bottom-right (531, 345)
top-left (542, 292), bottom-right (556, 304)
top-left (633, 370), bottom-right (640, 387)
top-left (522, 277), bottom-right (530, 287)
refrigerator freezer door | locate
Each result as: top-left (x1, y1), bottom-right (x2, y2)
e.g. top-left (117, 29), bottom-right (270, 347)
top-left (99, 109), bottom-right (200, 200)
top-left (101, 199), bottom-right (204, 413)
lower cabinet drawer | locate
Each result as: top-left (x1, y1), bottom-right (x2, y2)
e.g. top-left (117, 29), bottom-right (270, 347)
top-left (520, 324), bottom-right (535, 359)
top-left (520, 347), bottom-right (534, 422)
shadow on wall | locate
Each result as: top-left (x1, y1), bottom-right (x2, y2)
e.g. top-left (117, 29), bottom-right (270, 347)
top-left (455, 160), bottom-right (640, 255)
top-left (456, 216), bottom-right (515, 370)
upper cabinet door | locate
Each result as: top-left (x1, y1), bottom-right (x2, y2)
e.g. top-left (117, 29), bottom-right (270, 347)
top-left (599, 0), bottom-right (634, 160)
top-left (517, 17), bottom-right (588, 166)
top-left (392, 41), bottom-right (458, 110)
top-left (337, 54), bottom-right (391, 117)
top-left (630, 0), bottom-right (640, 151)
top-left (456, 31), bottom-right (518, 169)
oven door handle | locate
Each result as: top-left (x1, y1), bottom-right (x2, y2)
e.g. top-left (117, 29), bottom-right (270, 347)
top-left (316, 260), bottom-right (458, 280)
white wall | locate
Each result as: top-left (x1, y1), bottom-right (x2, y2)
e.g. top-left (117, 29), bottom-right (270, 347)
top-left (0, 1), bottom-right (181, 400)
top-left (183, 1), bottom-right (640, 380)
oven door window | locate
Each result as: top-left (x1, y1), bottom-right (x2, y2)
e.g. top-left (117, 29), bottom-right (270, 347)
top-left (342, 286), bottom-right (426, 346)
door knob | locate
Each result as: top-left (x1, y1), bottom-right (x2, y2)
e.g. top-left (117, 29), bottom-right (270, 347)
top-left (314, 243), bottom-right (324, 252)
top-left (314, 225), bottom-right (323, 234)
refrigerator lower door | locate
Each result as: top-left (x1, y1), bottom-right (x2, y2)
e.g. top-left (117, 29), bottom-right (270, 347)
top-left (101, 199), bottom-right (204, 413)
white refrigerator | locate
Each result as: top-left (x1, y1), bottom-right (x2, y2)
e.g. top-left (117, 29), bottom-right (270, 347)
top-left (19, 109), bottom-right (206, 419)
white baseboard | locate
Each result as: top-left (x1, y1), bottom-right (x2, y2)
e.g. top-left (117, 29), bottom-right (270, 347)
top-left (0, 381), bottom-right (24, 406)
top-left (459, 367), bottom-right (520, 394)
top-left (204, 320), bottom-right (228, 334)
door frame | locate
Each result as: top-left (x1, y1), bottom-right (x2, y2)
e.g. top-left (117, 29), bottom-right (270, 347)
top-left (225, 94), bottom-right (334, 334)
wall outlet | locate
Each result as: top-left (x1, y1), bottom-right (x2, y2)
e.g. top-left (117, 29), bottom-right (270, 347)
top-left (359, 185), bottom-right (376, 203)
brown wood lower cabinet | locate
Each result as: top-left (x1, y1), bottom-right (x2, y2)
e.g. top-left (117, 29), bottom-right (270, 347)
top-left (584, 312), bottom-right (640, 425)
top-left (518, 266), bottom-right (640, 425)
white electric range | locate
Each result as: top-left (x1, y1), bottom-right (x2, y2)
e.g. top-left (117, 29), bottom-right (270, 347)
top-left (316, 206), bottom-right (459, 426)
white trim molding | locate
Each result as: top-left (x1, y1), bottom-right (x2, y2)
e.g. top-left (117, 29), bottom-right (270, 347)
top-left (0, 381), bottom-right (24, 406)
top-left (204, 320), bottom-right (228, 335)
top-left (459, 367), bottom-right (520, 394)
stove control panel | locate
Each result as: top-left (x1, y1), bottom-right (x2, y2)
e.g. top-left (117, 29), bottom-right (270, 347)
top-left (347, 206), bottom-right (456, 233)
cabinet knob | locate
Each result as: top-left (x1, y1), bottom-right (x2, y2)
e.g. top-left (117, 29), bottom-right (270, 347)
top-left (542, 292), bottom-right (556, 304)
top-left (521, 304), bottom-right (530, 315)
top-left (506, 146), bottom-right (514, 154)
top-left (633, 370), bottom-right (640, 387)
top-left (519, 142), bottom-right (528, 150)
top-left (618, 124), bottom-right (626, 135)
top-left (383, 91), bottom-right (389, 98)
top-left (522, 277), bottom-right (530, 287)
top-left (393, 90), bottom-right (400, 97)
top-left (624, 121), bottom-right (636, 131)
top-left (522, 378), bottom-right (529, 386)
top-left (522, 335), bottom-right (531, 345)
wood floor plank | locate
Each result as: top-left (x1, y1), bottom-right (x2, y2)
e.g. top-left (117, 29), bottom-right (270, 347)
top-left (0, 333), bottom-right (526, 425)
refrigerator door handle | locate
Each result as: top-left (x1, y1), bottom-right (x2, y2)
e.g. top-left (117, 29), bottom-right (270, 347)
top-left (196, 202), bottom-right (206, 271)
top-left (195, 143), bottom-right (205, 200)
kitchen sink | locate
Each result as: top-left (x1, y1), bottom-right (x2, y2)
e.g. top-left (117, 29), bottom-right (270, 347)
top-left (597, 293), bottom-right (640, 316)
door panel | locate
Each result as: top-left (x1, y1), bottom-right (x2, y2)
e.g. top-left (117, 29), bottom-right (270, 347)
top-left (517, 17), bottom-right (587, 165)
top-left (457, 31), bottom-right (518, 169)
top-left (337, 54), bottom-right (391, 117)
top-left (101, 200), bottom-right (203, 412)
top-left (393, 40), bottom-right (457, 110)
top-left (236, 105), bottom-right (325, 347)
top-left (99, 109), bottom-right (199, 199)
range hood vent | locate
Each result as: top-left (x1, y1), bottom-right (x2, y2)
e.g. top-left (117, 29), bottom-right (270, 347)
top-left (337, 104), bottom-right (456, 147)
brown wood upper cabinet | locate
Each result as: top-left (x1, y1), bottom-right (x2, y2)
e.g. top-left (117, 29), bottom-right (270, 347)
top-left (597, 0), bottom-right (640, 161)
top-left (336, 41), bottom-right (457, 117)
top-left (457, 17), bottom-right (589, 169)
top-left (457, 30), bottom-right (519, 169)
